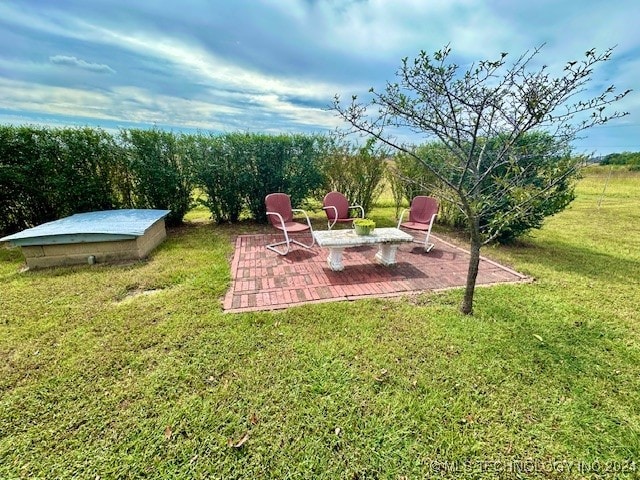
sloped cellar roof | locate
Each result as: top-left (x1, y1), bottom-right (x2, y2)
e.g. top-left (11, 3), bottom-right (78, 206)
top-left (1, 209), bottom-right (171, 247)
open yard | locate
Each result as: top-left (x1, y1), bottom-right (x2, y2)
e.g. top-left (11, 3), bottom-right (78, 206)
top-left (1, 166), bottom-right (639, 479)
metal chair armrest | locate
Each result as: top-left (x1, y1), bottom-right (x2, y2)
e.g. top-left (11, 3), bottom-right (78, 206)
top-left (350, 204), bottom-right (365, 218)
top-left (322, 206), bottom-right (338, 229)
top-left (292, 208), bottom-right (314, 231)
top-left (322, 205), bottom-right (338, 217)
top-left (266, 211), bottom-right (286, 231)
top-left (397, 208), bottom-right (409, 228)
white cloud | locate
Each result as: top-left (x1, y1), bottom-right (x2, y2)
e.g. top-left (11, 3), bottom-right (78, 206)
top-left (0, 75), bottom-right (340, 133)
top-left (49, 55), bottom-right (115, 74)
top-left (0, 78), bottom-right (115, 119)
top-left (266, 0), bottom-right (514, 59)
top-left (73, 21), bottom-right (350, 100)
top-left (0, 3), bottom-right (349, 131)
top-left (245, 92), bottom-right (341, 129)
top-left (0, 2), bottom-right (350, 100)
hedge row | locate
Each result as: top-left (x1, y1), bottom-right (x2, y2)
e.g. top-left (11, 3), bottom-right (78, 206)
top-left (0, 125), bottom-right (581, 244)
top-left (0, 126), bottom-right (198, 234)
top-left (0, 126), bottom-right (388, 236)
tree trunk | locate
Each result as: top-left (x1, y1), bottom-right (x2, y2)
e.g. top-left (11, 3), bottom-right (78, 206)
top-left (461, 227), bottom-right (482, 315)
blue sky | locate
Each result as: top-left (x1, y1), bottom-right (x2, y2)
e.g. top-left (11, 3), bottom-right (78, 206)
top-left (1, 0), bottom-right (638, 155)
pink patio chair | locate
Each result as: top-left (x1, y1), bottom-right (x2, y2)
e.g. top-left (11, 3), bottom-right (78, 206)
top-left (397, 196), bottom-right (439, 252)
top-left (322, 191), bottom-right (364, 229)
top-left (265, 193), bottom-right (314, 255)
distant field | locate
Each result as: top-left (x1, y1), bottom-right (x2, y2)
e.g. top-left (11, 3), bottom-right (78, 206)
top-left (1, 166), bottom-right (638, 479)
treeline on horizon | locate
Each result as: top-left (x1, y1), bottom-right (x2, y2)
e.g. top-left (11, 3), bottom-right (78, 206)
top-left (600, 151), bottom-right (640, 169)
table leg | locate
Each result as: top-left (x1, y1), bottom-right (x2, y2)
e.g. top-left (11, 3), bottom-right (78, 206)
top-left (375, 244), bottom-right (399, 266)
top-left (327, 247), bottom-right (345, 271)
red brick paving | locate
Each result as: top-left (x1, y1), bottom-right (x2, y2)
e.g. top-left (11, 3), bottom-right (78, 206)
top-left (223, 232), bottom-right (528, 312)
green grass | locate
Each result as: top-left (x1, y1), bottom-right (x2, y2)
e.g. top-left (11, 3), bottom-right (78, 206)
top-left (1, 166), bottom-right (639, 479)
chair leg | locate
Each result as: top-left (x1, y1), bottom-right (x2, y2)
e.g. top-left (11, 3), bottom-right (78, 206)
top-left (266, 229), bottom-right (314, 255)
top-left (292, 209), bottom-right (315, 248)
top-left (423, 223), bottom-right (435, 252)
top-left (400, 212), bottom-right (438, 253)
top-left (424, 238), bottom-right (435, 253)
top-left (403, 228), bottom-right (435, 253)
top-left (266, 230), bottom-right (292, 255)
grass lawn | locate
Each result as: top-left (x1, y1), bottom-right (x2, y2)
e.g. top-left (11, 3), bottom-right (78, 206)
top-left (1, 166), bottom-right (639, 479)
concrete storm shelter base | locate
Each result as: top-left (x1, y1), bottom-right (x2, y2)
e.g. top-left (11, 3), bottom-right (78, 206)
top-left (0, 209), bottom-right (171, 269)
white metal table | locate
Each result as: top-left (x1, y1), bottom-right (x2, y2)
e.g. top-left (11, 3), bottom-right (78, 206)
top-left (313, 227), bottom-right (413, 271)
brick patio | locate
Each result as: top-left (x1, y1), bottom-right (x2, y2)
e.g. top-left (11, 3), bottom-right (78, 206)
top-left (223, 232), bottom-right (528, 313)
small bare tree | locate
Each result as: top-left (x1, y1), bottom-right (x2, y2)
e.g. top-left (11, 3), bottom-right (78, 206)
top-left (334, 45), bottom-right (630, 314)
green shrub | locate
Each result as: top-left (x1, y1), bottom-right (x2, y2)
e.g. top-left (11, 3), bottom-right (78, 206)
top-left (242, 133), bottom-right (325, 223)
top-left (320, 137), bottom-right (387, 215)
top-left (387, 144), bottom-right (464, 227)
top-left (387, 144), bottom-right (444, 220)
top-left (0, 126), bottom-right (128, 236)
top-left (54, 127), bottom-right (128, 215)
top-left (477, 133), bottom-right (580, 243)
top-left (386, 133), bottom-right (581, 243)
top-left (0, 126), bottom-right (58, 234)
top-left (411, 133), bottom-right (581, 243)
top-left (189, 132), bottom-right (325, 223)
top-left (187, 133), bottom-right (249, 223)
top-left (120, 129), bottom-right (193, 226)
